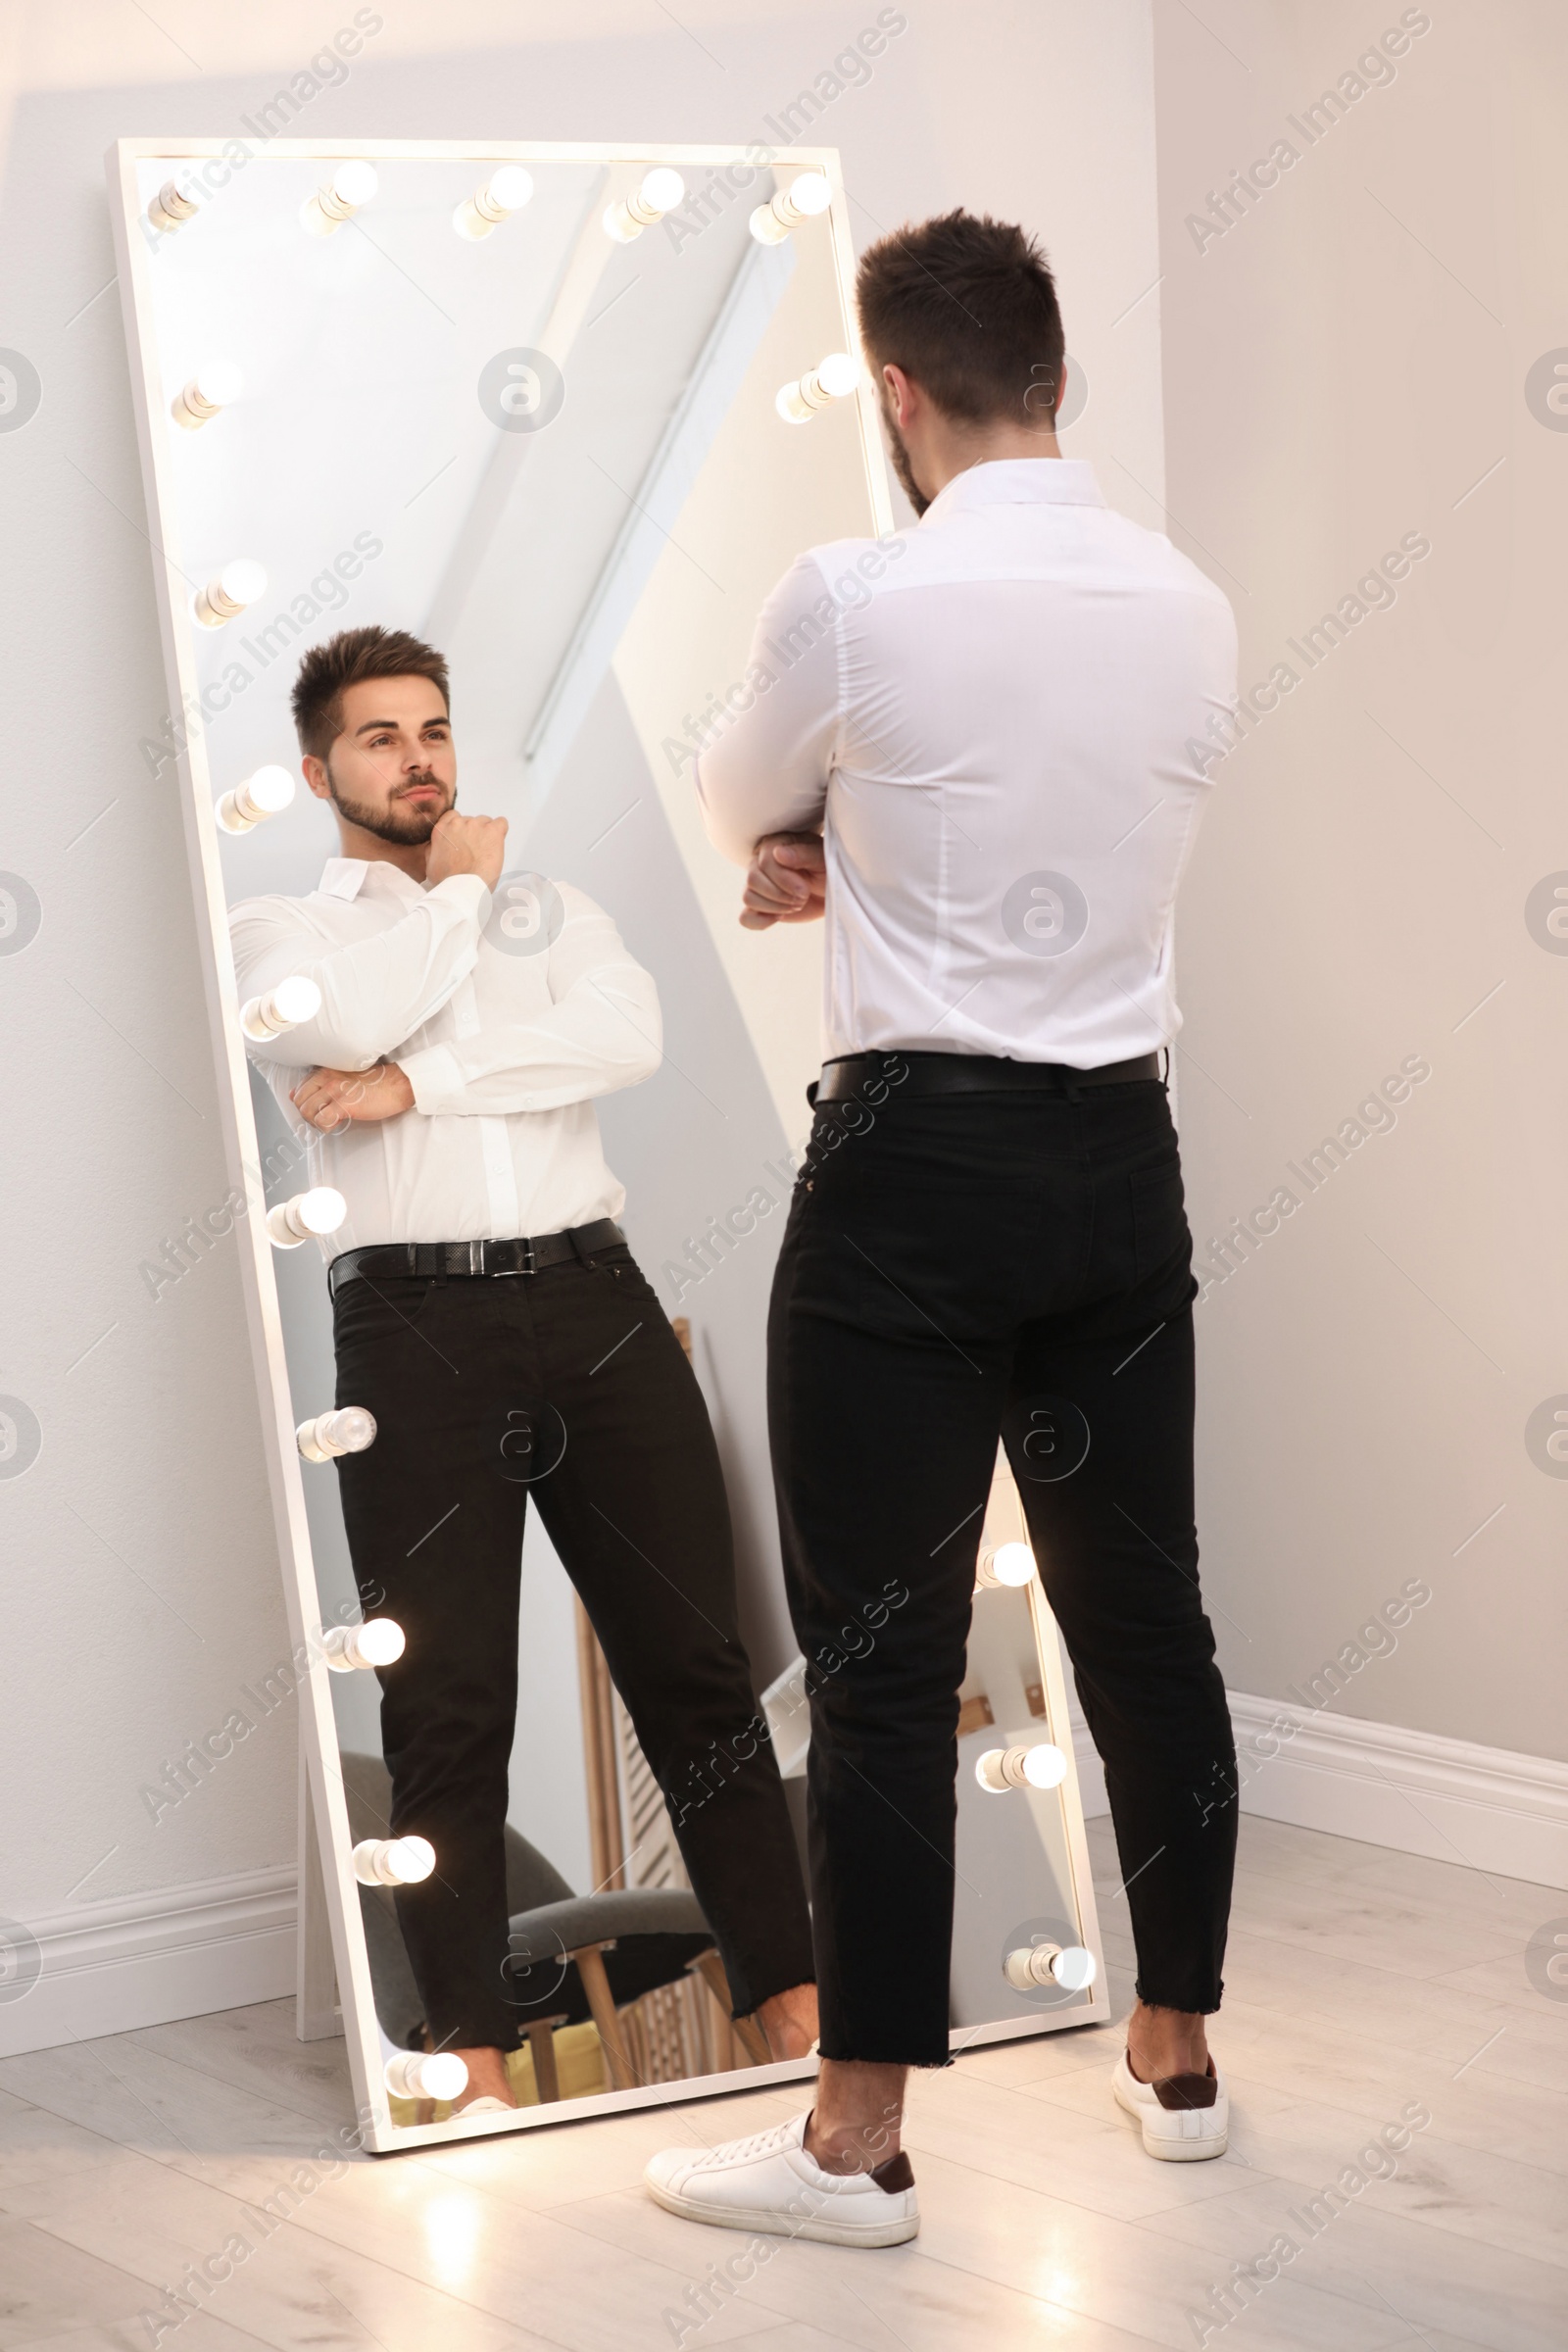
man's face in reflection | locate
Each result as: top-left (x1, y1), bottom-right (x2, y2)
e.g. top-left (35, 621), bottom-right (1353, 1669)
top-left (309, 674), bottom-right (458, 844)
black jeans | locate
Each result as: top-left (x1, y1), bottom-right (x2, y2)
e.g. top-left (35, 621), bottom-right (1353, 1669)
top-left (331, 1238), bottom-right (814, 2052)
top-left (768, 1064), bottom-right (1237, 2067)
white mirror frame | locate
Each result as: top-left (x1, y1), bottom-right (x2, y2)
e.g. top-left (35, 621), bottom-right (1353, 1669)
top-left (106, 135), bottom-right (1107, 2149)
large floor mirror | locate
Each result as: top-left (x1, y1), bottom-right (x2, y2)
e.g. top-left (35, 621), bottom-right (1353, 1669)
top-left (108, 137), bottom-right (1106, 2150)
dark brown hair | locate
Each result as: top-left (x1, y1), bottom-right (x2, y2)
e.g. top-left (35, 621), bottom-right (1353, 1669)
top-left (856, 209), bottom-right (1066, 425)
top-left (291, 625), bottom-right (451, 760)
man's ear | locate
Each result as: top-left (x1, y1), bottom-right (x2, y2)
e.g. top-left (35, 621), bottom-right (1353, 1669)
top-left (302, 755), bottom-right (332, 803)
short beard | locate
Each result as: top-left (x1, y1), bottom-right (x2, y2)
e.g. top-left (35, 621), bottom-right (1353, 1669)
top-left (325, 761), bottom-right (453, 846)
top-left (878, 389), bottom-right (931, 518)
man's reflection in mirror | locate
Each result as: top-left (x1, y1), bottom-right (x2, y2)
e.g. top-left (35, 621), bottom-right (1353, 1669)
top-left (228, 626), bottom-right (817, 2110)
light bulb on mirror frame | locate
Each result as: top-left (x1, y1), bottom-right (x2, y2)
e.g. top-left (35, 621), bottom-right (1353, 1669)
top-left (171, 358), bottom-right (244, 431)
top-left (147, 172), bottom-right (201, 234)
top-left (241, 974), bottom-right (320, 1042)
top-left (353, 1834), bottom-right (435, 1887)
top-left (302, 160), bottom-right (378, 237)
top-left (974, 1540), bottom-right (1037, 1592)
top-left (1003, 1940), bottom-right (1098, 1992)
top-left (322, 1616), bottom-right (404, 1671)
top-left (194, 558), bottom-right (267, 629)
top-left (384, 2049), bottom-right (466, 2102)
top-left (749, 170), bottom-right (832, 244)
top-left (297, 1405), bottom-right (377, 1463)
top-left (454, 164), bottom-right (534, 240)
top-left (603, 167), bottom-right (685, 243)
top-left (775, 351), bottom-right (858, 424)
top-left (218, 764), bottom-right (295, 834)
top-left (975, 1741), bottom-right (1068, 1793)
top-left (267, 1187), bottom-right (347, 1249)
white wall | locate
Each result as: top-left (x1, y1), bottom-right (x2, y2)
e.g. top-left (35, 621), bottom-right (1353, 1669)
top-left (1152, 0), bottom-right (1567, 1768)
top-left (0, 0), bottom-right (1166, 2045)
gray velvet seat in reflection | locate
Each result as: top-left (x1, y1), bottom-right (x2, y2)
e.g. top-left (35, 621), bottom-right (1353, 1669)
top-left (338, 1750), bottom-right (756, 2099)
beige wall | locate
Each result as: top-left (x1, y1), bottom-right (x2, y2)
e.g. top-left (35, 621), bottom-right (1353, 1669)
top-left (1153, 0), bottom-right (1567, 1758)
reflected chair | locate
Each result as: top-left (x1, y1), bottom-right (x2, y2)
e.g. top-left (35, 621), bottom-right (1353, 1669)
top-left (337, 1750), bottom-right (768, 2102)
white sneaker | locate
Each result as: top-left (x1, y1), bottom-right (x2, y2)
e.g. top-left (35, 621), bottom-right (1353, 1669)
top-left (1112, 2050), bottom-right (1228, 2160)
top-left (644, 2111), bottom-right (918, 2246)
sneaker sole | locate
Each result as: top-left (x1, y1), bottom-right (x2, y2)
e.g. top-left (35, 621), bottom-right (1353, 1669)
top-left (645, 2177), bottom-right (918, 2246)
top-left (1112, 2079), bottom-right (1228, 2162)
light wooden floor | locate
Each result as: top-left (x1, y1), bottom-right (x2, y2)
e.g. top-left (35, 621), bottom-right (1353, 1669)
top-left (1, 1815), bottom-right (1563, 2352)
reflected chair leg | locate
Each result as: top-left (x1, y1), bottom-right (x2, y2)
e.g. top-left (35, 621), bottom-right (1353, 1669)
top-left (525, 2019), bottom-right (561, 2104)
top-left (690, 1946), bottom-right (771, 2067)
top-left (573, 1943), bottom-right (636, 2091)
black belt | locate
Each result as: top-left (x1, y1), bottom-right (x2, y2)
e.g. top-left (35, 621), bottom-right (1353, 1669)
top-left (813, 1050), bottom-right (1162, 1104)
top-left (327, 1218), bottom-right (625, 1298)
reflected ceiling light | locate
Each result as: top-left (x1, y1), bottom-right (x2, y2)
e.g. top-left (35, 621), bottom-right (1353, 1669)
top-left (454, 164), bottom-right (534, 240)
top-left (750, 170), bottom-right (832, 244)
top-left (975, 1540), bottom-right (1037, 1592)
top-left (218, 764), bottom-right (294, 834)
top-left (267, 1187), bottom-right (347, 1249)
top-left (604, 167), bottom-right (685, 243)
top-left (302, 160), bottom-right (378, 237)
top-left (354, 1834), bottom-right (435, 1887)
top-left (976, 1741), bottom-right (1068, 1793)
top-left (171, 358), bottom-right (243, 431)
top-left (240, 974), bottom-right (320, 1041)
top-left (298, 1405), bottom-right (378, 1463)
top-left (1004, 1940), bottom-right (1098, 1992)
top-left (384, 2050), bottom-right (466, 2102)
top-left (323, 1615), bottom-right (405, 1671)
top-left (194, 558), bottom-right (267, 629)
top-left (776, 351), bottom-right (858, 423)
top-left (148, 173), bottom-right (201, 234)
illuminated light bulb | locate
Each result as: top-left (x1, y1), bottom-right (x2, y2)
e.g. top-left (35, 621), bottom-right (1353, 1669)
top-left (384, 2049), bottom-right (467, 2102)
top-left (194, 558), bottom-right (267, 629)
top-left (454, 164), bottom-right (534, 239)
top-left (297, 1405), bottom-right (377, 1463)
top-left (973, 1540), bottom-right (1038, 1593)
top-left (240, 974), bottom-right (320, 1042)
top-left (323, 1616), bottom-right (405, 1671)
top-left (1004, 1940), bottom-right (1098, 1992)
top-left (775, 351), bottom-right (858, 424)
top-left (354, 1834), bottom-right (435, 1887)
top-left (147, 173), bottom-right (201, 234)
top-left (302, 159), bottom-right (378, 237)
top-left (749, 169), bottom-right (832, 244)
top-left (975, 1741), bottom-right (1069, 1793)
top-left (218, 764), bottom-right (295, 834)
top-left (170, 358), bottom-right (243, 430)
top-left (603, 166), bottom-right (685, 243)
top-left (267, 1187), bottom-right (347, 1249)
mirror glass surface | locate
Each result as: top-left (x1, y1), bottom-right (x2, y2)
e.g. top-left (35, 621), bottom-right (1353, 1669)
top-left (122, 142), bottom-right (1102, 2136)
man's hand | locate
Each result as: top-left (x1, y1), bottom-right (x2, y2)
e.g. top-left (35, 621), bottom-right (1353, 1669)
top-left (291, 1063), bottom-right (416, 1132)
top-left (426, 809), bottom-right (509, 892)
top-left (742, 833), bottom-right (827, 930)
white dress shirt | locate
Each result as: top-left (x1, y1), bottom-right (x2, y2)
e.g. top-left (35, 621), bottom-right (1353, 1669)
top-left (228, 858), bottom-right (661, 1258)
top-left (695, 459), bottom-right (1238, 1067)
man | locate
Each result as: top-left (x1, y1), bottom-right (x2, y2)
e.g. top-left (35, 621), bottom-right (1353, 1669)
top-left (230, 624), bottom-right (816, 2112)
top-left (644, 211), bottom-right (1239, 2243)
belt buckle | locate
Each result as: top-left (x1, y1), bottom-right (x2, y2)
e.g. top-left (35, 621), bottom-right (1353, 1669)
top-left (490, 1239), bottom-right (535, 1278)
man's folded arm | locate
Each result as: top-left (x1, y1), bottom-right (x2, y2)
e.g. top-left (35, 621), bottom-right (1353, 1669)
top-left (397, 892), bottom-right (662, 1116)
top-left (228, 874), bottom-right (491, 1070)
top-left (694, 552), bottom-right (840, 864)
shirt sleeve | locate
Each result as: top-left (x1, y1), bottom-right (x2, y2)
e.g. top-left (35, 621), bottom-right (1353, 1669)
top-left (395, 884), bottom-right (662, 1116)
top-left (228, 874), bottom-right (491, 1071)
top-left (693, 550), bottom-right (843, 865)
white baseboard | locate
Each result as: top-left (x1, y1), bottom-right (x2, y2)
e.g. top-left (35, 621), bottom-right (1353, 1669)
top-left (0, 1866), bottom-right (298, 2059)
top-left (1071, 1690), bottom-right (1568, 1890)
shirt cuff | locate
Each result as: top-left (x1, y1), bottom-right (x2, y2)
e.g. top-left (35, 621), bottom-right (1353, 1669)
top-left (428, 872), bottom-right (493, 924)
top-left (399, 1044), bottom-right (466, 1115)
